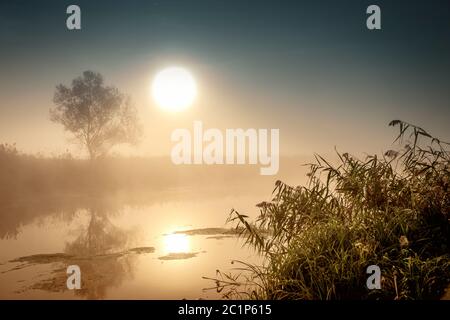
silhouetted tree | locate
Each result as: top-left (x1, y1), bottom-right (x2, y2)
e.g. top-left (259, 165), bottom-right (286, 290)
top-left (50, 71), bottom-right (141, 159)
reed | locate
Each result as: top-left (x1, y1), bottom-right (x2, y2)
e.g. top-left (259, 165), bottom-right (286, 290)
top-left (213, 120), bottom-right (450, 300)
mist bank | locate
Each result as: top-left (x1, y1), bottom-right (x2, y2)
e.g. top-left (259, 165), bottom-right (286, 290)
top-left (0, 143), bottom-right (311, 203)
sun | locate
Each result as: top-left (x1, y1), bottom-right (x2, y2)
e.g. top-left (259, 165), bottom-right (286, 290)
top-left (152, 67), bottom-right (197, 112)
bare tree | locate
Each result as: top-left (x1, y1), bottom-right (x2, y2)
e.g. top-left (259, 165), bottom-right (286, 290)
top-left (51, 71), bottom-right (141, 159)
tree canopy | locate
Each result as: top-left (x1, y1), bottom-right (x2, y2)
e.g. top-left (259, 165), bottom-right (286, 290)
top-left (50, 71), bottom-right (141, 159)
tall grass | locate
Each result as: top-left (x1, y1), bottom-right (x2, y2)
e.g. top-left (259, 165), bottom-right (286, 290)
top-left (214, 120), bottom-right (450, 300)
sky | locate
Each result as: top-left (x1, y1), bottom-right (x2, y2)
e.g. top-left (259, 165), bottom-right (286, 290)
top-left (0, 0), bottom-right (449, 157)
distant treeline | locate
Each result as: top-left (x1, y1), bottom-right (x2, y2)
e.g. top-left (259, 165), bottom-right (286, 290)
top-left (0, 143), bottom-right (308, 203)
top-left (0, 143), bottom-right (175, 199)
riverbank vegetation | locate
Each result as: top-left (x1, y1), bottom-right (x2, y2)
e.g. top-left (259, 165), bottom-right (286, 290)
top-left (218, 120), bottom-right (450, 300)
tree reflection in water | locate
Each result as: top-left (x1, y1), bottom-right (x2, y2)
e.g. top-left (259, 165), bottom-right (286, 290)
top-left (3, 202), bottom-right (154, 299)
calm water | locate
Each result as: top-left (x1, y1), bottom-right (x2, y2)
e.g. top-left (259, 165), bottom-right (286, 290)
top-left (0, 188), bottom-right (266, 299)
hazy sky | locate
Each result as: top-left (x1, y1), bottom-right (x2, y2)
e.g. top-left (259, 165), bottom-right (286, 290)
top-left (0, 0), bottom-right (449, 157)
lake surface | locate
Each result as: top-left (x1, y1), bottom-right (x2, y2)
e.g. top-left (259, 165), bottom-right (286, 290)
top-left (0, 188), bottom-right (267, 299)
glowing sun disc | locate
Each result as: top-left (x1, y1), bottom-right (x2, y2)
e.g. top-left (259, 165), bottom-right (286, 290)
top-left (152, 67), bottom-right (197, 112)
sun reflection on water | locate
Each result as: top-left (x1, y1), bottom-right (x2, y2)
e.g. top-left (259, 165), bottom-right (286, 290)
top-left (164, 233), bottom-right (190, 254)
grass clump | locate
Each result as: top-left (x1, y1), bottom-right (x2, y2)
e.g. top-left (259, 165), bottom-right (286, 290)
top-left (214, 120), bottom-right (450, 300)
